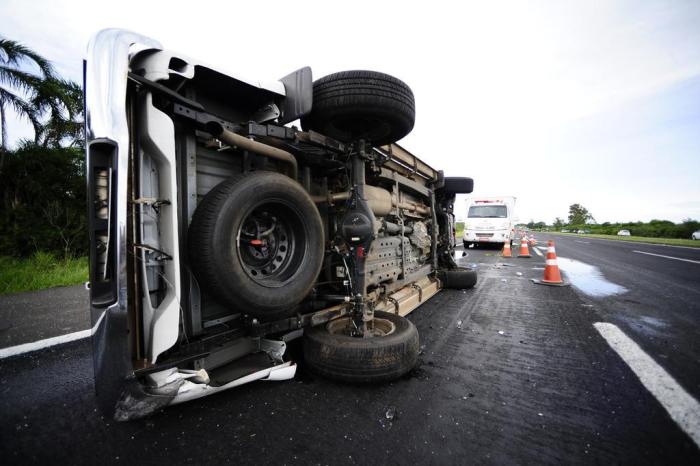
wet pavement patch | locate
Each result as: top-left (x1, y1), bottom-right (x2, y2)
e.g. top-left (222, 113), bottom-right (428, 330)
top-left (556, 257), bottom-right (628, 298)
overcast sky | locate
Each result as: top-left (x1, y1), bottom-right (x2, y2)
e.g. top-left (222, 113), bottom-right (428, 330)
top-left (2, 0), bottom-right (699, 223)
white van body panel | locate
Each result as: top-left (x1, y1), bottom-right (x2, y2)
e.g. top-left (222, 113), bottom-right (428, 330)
top-left (462, 196), bottom-right (517, 246)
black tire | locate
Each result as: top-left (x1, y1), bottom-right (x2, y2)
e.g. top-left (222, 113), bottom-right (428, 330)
top-left (301, 70), bottom-right (415, 146)
top-left (463, 240), bottom-right (469, 248)
top-left (188, 172), bottom-right (324, 320)
top-left (442, 177), bottom-right (474, 194)
top-left (304, 311), bottom-right (419, 383)
top-left (441, 269), bottom-right (477, 289)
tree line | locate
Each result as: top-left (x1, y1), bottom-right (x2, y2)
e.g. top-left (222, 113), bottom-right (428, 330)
top-left (525, 204), bottom-right (700, 239)
top-left (0, 37), bottom-right (86, 258)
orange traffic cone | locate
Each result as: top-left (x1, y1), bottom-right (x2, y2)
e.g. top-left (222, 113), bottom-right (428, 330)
top-left (502, 240), bottom-right (512, 258)
top-left (532, 240), bottom-right (568, 286)
top-left (517, 236), bottom-right (531, 258)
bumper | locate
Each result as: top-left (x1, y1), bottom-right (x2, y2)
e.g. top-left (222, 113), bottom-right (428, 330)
top-left (85, 29), bottom-right (163, 417)
top-left (463, 231), bottom-right (510, 243)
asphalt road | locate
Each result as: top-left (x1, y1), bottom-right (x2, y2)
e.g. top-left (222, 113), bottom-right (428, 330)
top-left (0, 285), bottom-right (89, 348)
top-left (1, 238), bottom-right (699, 464)
top-left (545, 233), bottom-right (700, 400)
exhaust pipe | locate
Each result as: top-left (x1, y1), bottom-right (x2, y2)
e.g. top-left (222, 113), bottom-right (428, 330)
top-left (206, 122), bottom-right (298, 179)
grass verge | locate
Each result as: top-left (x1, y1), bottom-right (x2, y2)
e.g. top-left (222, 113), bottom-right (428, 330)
top-left (0, 252), bottom-right (88, 295)
top-left (549, 232), bottom-right (700, 248)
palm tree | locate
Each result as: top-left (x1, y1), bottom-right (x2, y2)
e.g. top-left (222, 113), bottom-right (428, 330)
top-left (32, 77), bottom-right (84, 148)
top-left (0, 38), bottom-right (56, 153)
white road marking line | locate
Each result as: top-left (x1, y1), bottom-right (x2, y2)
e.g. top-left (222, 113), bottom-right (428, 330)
top-left (632, 250), bottom-right (700, 264)
top-left (594, 322), bottom-right (700, 448)
top-left (533, 247), bottom-right (544, 257)
top-left (535, 246), bottom-right (548, 250)
top-left (575, 240), bottom-right (590, 244)
top-left (0, 329), bottom-right (90, 359)
top-left (552, 234), bottom-right (700, 250)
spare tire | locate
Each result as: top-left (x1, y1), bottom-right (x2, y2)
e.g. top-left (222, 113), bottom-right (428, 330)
top-left (301, 70), bottom-right (415, 146)
top-left (188, 172), bottom-right (324, 320)
top-left (304, 311), bottom-right (419, 383)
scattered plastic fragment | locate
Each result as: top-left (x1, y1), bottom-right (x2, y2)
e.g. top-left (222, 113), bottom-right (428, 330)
top-left (456, 320), bottom-right (463, 329)
top-left (500, 279), bottom-right (507, 283)
top-left (498, 330), bottom-right (505, 336)
top-left (538, 413), bottom-right (543, 417)
top-left (516, 272), bottom-right (523, 276)
top-left (385, 406), bottom-right (396, 420)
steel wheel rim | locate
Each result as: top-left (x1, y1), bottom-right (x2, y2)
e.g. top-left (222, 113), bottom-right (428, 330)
top-left (325, 316), bottom-right (397, 337)
top-left (237, 200), bottom-right (308, 287)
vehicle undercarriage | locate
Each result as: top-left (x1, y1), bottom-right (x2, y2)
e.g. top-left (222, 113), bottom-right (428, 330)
top-left (85, 29), bottom-right (475, 419)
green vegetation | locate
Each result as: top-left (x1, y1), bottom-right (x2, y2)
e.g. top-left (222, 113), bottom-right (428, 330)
top-left (528, 204), bottom-right (700, 242)
top-left (562, 218), bottom-right (700, 240)
top-left (551, 232), bottom-right (700, 248)
top-left (455, 221), bottom-right (464, 239)
top-left (0, 252), bottom-right (88, 294)
top-left (0, 143), bottom-right (86, 257)
top-left (1, 37), bottom-right (83, 152)
top-left (0, 36), bottom-right (87, 294)
top-left (568, 203), bottom-right (594, 225)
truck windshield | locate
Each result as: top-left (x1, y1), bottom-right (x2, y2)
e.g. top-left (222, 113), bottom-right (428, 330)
top-left (468, 205), bottom-right (507, 218)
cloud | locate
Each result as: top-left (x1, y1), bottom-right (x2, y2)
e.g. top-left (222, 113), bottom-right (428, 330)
top-left (1, 0), bottom-right (699, 221)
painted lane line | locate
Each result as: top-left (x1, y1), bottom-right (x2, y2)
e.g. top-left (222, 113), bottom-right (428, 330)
top-left (632, 250), bottom-right (700, 265)
top-left (551, 234), bottom-right (700, 250)
top-left (0, 307), bottom-right (104, 360)
top-left (594, 322), bottom-right (700, 448)
top-left (0, 329), bottom-right (90, 359)
top-left (533, 247), bottom-right (544, 257)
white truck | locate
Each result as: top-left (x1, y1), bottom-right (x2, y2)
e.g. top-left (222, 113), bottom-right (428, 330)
top-left (462, 197), bottom-right (516, 248)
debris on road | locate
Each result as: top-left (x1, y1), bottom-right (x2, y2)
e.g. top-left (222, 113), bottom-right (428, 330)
top-left (516, 272), bottom-right (523, 276)
top-left (457, 320), bottom-right (463, 329)
top-left (494, 263), bottom-right (517, 269)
